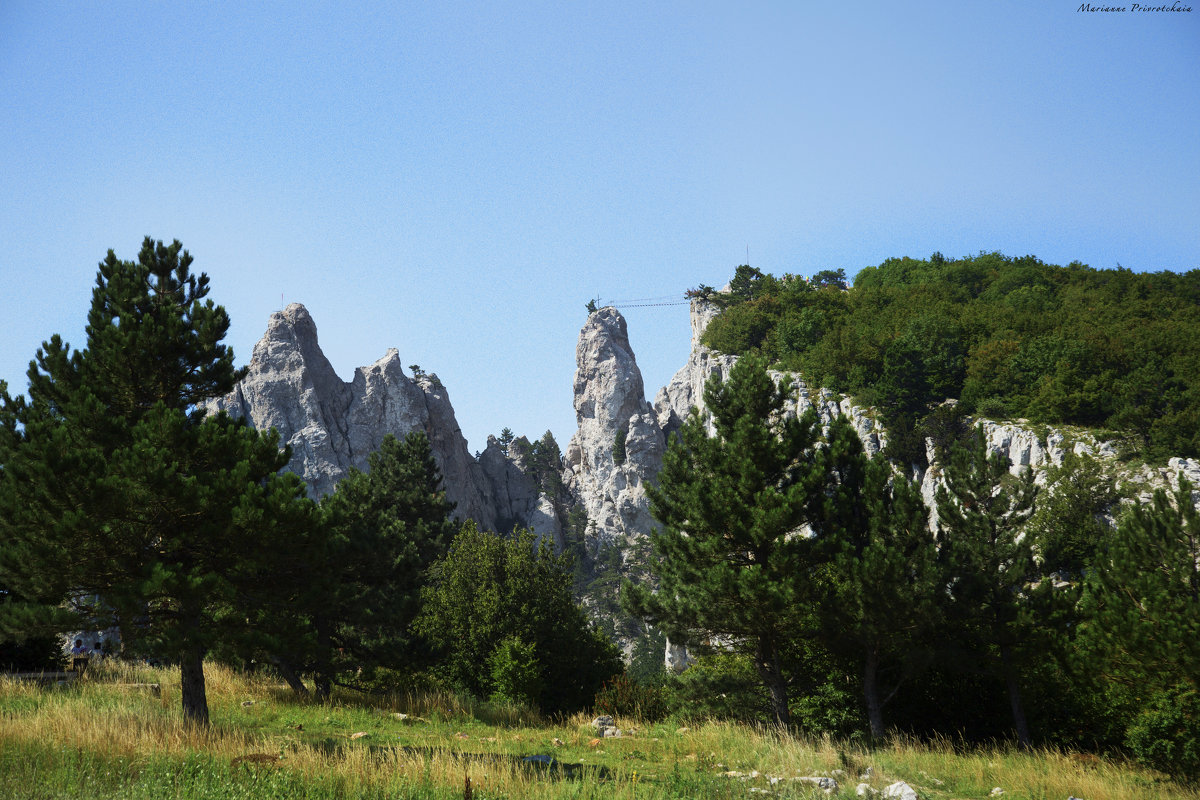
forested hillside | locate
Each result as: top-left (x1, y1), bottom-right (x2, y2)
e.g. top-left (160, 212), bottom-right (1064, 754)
top-left (700, 254), bottom-right (1200, 463)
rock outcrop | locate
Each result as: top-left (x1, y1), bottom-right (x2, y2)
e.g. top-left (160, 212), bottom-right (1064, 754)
top-left (209, 303), bottom-right (509, 529)
top-left (564, 308), bottom-right (665, 548)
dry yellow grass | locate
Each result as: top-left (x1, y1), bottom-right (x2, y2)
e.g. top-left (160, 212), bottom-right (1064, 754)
top-left (2, 662), bottom-right (1196, 799)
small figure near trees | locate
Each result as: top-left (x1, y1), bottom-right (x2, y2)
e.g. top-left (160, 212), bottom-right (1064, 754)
top-left (70, 639), bottom-right (88, 672)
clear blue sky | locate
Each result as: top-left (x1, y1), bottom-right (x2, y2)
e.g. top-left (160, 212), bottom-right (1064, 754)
top-left (2, 1), bottom-right (1197, 452)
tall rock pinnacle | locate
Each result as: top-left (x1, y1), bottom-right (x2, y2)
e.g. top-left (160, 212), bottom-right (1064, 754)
top-left (564, 308), bottom-right (665, 546)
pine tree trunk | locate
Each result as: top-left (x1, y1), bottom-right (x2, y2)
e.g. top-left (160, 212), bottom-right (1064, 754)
top-left (755, 635), bottom-right (790, 726)
top-left (863, 644), bottom-right (886, 740)
top-left (314, 615), bottom-right (332, 703)
top-left (275, 659), bottom-right (309, 697)
top-left (180, 645), bottom-right (210, 727)
top-left (999, 643), bottom-right (1031, 748)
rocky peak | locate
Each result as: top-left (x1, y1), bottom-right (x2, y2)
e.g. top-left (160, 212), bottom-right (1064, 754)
top-left (209, 303), bottom-right (499, 528)
top-left (654, 298), bottom-right (738, 440)
top-left (565, 308), bottom-right (664, 548)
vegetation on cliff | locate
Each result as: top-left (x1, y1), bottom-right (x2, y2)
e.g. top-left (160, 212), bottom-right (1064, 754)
top-left (701, 254), bottom-right (1200, 463)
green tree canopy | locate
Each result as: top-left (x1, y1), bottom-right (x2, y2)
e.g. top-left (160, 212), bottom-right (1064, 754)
top-left (418, 522), bottom-right (621, 714)
top-left (0, 239), bottom-right (315, 726)
top-left (700, 254), bottom-right (1200, 462)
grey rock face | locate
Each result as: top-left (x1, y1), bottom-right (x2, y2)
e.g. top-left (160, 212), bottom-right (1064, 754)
top-left (565, 308), bottom-right (665, 547)
top-left (654, 299), bottom-right (738, 440)
top-left (208, 303), bottom-right (498, 528)
top-left (477, 436), bottom-right (545, 536)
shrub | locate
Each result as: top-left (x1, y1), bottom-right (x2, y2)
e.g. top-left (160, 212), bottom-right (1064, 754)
top-left (1125, 684), bottom-right (1200, 783)
top-left (487, 635), bottom-right (541, 707)
top-left (593, 673), bottom-right (669, 722)
top-left (613, 429), bottom-right (627, 466)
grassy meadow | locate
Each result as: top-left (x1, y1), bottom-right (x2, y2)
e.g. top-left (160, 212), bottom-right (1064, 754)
top-left (0, 662), bottom-right (1193, 800)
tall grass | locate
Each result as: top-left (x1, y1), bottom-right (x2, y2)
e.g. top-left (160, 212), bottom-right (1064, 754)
top-left (1, 662), bottom-right (1195, 799)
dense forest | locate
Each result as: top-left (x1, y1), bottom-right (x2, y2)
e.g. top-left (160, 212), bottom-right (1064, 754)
top-left (700, 253), bottom-right (1200, 463)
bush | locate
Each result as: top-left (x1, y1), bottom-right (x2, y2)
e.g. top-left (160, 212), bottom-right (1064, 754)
top-left (418, 522), bottom-right (623, 714)
top-left (664, 652), bottom-right (767, 722)
top-left (488, 635), bottom-right (541, 707)
top-left (593, 673), bottom-right (669, 722)
top-left (1125, 684), bottom-right (1200, 782)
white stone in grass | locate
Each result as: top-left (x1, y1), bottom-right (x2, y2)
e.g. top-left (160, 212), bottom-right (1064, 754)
top-left (883, 781), bottom-right (919, 800)
top-left (796, 777), bottom-right (839, 792)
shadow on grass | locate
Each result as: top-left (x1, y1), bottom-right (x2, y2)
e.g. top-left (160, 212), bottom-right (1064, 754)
top-left (307, 738), bottom-right (610, 781)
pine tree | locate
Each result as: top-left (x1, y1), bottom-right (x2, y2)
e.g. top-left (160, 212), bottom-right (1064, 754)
top-left (313, 431), bottom-right (457, 697)
top-left (1083, 476), bottom-right (1200, 692)
top-left (0, 239), bottom-right (315, 726)
top-left (1027, 452), bottom-right (1120, 580)
top-left (816, 417), bottom-right (939, 740)
top-left (935, 427), bottom-right (1039, 746)
top-left (623, 355), bottom-right (825, 724)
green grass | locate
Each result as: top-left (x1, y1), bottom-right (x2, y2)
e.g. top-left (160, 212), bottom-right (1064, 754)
top-left (0, 661), bottom-right (1194, 799)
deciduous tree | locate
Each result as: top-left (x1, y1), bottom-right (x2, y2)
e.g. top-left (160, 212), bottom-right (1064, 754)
top-left (418, 522), bottom-right (621, 714)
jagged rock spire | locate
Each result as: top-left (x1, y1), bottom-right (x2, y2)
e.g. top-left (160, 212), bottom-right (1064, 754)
top-left (564, 307), bottom-right (665, 547)
top-left (208, 303), bottom-right (498, 527)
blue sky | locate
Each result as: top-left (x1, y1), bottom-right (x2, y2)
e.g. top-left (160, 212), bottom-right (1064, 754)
top-left (2, 1), bottom-right (1197, 453)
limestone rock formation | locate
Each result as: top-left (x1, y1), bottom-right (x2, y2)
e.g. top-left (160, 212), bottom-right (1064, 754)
top-left (477, 434), bottom-right (565, 548)
top-left (564, 308), bottom-right (665, 548)
top-left (209, 303), bottom-right (500, 527)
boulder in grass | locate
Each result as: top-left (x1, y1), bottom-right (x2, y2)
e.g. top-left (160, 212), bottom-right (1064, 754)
top-left (883, 781), bottom-right (918, 800)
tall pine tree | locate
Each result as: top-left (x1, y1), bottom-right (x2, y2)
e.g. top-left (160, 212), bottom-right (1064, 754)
top-left (311, 431), bottom-right (457, 697)
top-left (623, 355), bottom-right (825, 724)
top-left (0, 239), bottom-right (314, 726)
top-left (815, 417), bottom-right (939, 740)
top-left (935, 427), bottom-right (1039, 746)
top-left (1083, 476), bottom-right (1200, 693)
